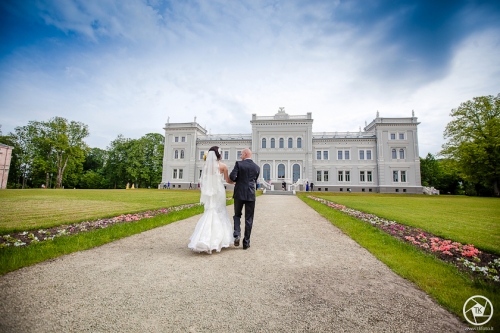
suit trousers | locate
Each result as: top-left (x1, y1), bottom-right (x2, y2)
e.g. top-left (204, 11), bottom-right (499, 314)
top-left (233, 198), bottom-right (255, 247)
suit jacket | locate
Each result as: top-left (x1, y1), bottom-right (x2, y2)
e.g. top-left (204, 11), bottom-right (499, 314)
top-left (230, 158), bottom-right (260, 201)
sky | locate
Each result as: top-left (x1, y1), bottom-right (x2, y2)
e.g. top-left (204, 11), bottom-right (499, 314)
top-left (1, 0), bottom-right (499, 157)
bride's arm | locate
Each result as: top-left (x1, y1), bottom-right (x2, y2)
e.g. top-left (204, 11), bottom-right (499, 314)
top-left (220, 163), bottom-right (234, 184)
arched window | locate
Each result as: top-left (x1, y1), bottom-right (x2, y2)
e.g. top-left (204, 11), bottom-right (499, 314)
top-left (263, 164), bottom-right (271, 181)
top-left (271, 138), bottom-right (275, 148)
top-left (174, 150), bottom-right (179, 159)
top-left (399, 149), bottom-right (405, 159)
top-left (279, 138), bottom-right (284, 148)
top-left (297, 138), bottom-right (302, 148)
top-left (278, 164), bottom-right (285, 179)
top-left (262, 138), bottom-right (266, 148)
top-left (288, 138), bottom-right (293, 148)
top-left (392, 149), bottom-right (397, 159)
top-left (180, 150), bottom-right (185, 159)
top-left (293, 164), bottom-right (300, 182)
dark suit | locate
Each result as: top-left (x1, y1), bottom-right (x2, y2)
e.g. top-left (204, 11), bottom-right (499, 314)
top-left (230, 158), bottom-right (260, 248)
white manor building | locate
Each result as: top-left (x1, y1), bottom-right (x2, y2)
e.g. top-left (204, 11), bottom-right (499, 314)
top-left (161, 108), bottom-right (422, 193)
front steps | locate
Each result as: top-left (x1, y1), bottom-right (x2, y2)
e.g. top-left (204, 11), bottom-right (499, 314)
top-left (263, 190), bottom-right (295, 195)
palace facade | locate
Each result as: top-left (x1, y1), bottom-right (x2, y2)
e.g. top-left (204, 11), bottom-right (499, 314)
top-left (161, 108), bottom-right (422, 193)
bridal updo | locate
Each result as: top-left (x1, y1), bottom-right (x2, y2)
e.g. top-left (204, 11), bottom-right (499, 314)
top-left (209, 146), bottom-right (222, 160)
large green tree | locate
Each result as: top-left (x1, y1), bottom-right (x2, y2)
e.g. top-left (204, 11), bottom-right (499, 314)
top-left (440, 94), bottom-right (500, 196)
top-left (10, 117), bottom-right (89, 189)
top-left (103, 133), bottom-right (164, 189)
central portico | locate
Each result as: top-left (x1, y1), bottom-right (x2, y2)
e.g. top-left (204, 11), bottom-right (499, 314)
top-left (251, 108), bottom-right (313, 185)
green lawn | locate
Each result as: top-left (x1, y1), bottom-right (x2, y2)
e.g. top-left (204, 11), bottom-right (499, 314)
top-left (307, 193), bottom-right (500, 255)
top-left (0, 189), bottom-right (204, 233)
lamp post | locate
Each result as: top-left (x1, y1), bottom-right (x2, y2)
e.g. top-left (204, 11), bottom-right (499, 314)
top-left (49, 173), bottom-right (53, 189)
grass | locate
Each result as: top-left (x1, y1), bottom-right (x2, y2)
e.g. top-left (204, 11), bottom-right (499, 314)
top-left (0, 189), bottom-right (203, 233)
top-left (308, 193), bottom-right (500, 255)
top-left (0, 204), bottom-right (204, 275)
top-left (300, 195), bottom-right (500, 328)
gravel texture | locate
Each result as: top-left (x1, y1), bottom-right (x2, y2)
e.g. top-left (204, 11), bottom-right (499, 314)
top-left (0, 195), bottom-right (466, 332)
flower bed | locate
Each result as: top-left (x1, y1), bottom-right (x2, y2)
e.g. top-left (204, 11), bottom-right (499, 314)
top-left (308, 196), bottom-right (500, 283)
top-left (0, 203), bottom-right (200, 249)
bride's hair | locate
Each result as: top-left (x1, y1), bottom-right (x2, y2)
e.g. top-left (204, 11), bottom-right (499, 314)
top-left (209, 146), bottom-right (221, 160)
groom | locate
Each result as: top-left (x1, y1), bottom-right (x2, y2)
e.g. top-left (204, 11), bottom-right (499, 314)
top-left (230, 148), bottom-right (260, 250)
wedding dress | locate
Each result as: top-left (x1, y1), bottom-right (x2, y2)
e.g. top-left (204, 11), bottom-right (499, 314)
top-left (188, 151), bottom-right (233, 253)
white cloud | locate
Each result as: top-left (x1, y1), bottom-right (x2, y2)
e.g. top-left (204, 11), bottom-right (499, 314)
top-left (1, 0), bottom-right (499, 158)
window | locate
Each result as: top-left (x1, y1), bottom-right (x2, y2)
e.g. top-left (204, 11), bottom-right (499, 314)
top-left (181, 136), bottom-right (186, 142)
top-left (323, 151), bottom-right (329, 160)
top-left (174, 150), bottom-right (179, 159)
top-left (399, 133), bottom-right (405, 140)
top-left (360, 171), bottom-right (365, 182)
top-left (338, 171), bottom-right (343, 182)
top-left (390, 133), bottom-right (396, 140)
top-left (359, 150), bottom-right (364, 160)
top-left (317, 151), bottom-right (321, 160)
top-left (317, 171), bottom-right (322, 181)
top-left (180, 150), bottom-right (184, 159)
top-left (237, 151), bottom-right (242, 160)
top-left (175, 136), bottom-right (179, 142)
top-left (278, 164), bottom-right (285, 178)
top-left (173, 169), bottom-right (177, 178)
top-left (263, 164), bottom-right (271, 181)
top-left (338, 151), bottom-right (343, 160)
top-left (393, 170), bottom-right (399, 182)
top-left (392, 149), bottom-right (397, 159)
top-left (224, 151), bottom-right (229, 160)
top-left (179, 169), bottom-right (183, 179)
top-left (367, 171), bottom-right (372, 182)
top-left (345, 150), bottom-right (350, 160)
top-left (367, 150), bottom-right (372, 160)
top-left (288, 138), bottom-right (293, 148)
top-left (399, 149), bottom-right (405, 159)
top-left (345, 171), bottom-right (350, 182)
top-left (271, 138), bottom-right (275, 148)
top-left (324, 171), bottom-right (329, 182)
top-left (297, 138), bottom-right (302, 148)
top-left (262, 138), bottom-right (266, 148)
top-left (293, 164), bottom-right (300, 182)
top-left (401, 170), bottom-right (407, 182)
top-left (279, 138), bottom-right (284, 148)
top-left (199, 151), bottom-right (205, 160)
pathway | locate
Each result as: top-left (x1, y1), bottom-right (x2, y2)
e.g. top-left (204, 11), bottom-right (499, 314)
top-left (0, 195), bottom-right (465, 332)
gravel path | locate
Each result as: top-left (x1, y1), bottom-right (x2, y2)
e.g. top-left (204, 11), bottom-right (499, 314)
top-left (0, 195), bottom-right (466, 332)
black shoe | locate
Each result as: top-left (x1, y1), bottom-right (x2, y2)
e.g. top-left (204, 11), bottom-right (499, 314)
top-left (234, 237), bottom-right (240, 247)
top-left (243, 245), bottom-right (250, 250)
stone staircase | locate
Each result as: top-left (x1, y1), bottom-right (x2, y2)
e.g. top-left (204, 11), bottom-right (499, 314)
top-left (263, 190), bottom-right (295, 196)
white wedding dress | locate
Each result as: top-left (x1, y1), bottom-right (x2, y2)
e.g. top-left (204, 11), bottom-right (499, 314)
top-left (188, 151), bottom-right (233, 253)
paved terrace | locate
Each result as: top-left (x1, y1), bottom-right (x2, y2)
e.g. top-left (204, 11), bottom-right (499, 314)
top-left (0, 195), bottom-right (465, 332)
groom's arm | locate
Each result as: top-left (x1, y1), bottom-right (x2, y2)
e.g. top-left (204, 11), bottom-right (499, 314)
top-left (229, 161), bottom-right (239, 182)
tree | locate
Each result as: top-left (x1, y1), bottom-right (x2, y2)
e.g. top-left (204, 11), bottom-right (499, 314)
top-left (103, 133), bottom-right (164, 189)
top-left (103, 135), bottom-right (131, 188)
top-left (440, 94), bottom-right (500, 196)
top-left (42, 117), bottom-right (89, 188)
top-left (10, 117), bottom-right (89, 189)
top-left (420, 153), bottom-right (440, 187)
top-left (11, 123), bottom-right (40, 188)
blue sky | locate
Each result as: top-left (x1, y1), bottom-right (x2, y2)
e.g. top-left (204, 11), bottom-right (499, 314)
top-left (1, 0), bottom-right (499, 156)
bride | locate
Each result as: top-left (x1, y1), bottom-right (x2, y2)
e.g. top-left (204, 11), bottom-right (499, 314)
top-left (188, 146), bottom-right (234, 253)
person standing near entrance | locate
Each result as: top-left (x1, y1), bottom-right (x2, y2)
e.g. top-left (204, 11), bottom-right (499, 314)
top-left (310, 182), bottom-right (314, 191)
top-left (229, 148), bottom-right (260, 250)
